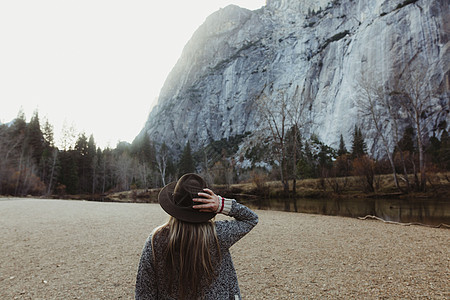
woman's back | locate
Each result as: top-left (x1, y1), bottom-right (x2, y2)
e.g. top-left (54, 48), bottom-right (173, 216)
top-left (135, 199), bottom-right (258, 300)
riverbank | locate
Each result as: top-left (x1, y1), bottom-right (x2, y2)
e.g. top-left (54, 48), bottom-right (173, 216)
top-left (100, 171), bottom-right (450, 203)
top-left (1, 198), bottom-right (448, 299)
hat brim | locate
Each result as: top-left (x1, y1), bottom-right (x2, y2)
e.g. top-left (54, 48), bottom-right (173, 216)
top-left (158, 181), bottom-right (216, 223)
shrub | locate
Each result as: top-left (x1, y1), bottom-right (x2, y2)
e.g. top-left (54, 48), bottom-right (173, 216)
top-left (352, 155), bottom-right (375, 193)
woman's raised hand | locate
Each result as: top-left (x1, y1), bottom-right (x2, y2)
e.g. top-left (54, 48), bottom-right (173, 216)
top-left (193, 188), bottom-right (219, 213)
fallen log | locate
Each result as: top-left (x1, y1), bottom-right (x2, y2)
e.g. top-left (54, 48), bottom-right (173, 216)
top-left (357, 215), bottom-right (450, 229)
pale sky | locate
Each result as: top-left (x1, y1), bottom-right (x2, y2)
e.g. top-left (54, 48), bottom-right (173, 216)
top-left (0, 0), bottom-right (265, 149)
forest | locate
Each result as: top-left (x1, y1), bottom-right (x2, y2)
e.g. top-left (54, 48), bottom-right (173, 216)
top-left (0, 105), bottom-right (449, 198)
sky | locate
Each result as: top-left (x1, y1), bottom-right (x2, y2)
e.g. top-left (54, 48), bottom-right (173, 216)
top-left (0, 0), bottom-right (265, 149)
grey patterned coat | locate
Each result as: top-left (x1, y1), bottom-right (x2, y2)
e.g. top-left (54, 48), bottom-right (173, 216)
top-left (135, 199), bottom-right (258, 299)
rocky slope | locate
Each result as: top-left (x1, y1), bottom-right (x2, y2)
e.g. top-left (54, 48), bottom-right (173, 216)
top-left (140, 0), bottom-right (449, 156)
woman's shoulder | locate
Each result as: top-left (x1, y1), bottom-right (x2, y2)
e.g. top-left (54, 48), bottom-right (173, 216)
top-left (150, 226), bottom-right (169, 244)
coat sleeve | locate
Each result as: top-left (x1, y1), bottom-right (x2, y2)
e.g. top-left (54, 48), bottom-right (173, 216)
top-left (135, 236), bottom-right (157, 300)
top-left (215, 199), bottom-right (258, 249)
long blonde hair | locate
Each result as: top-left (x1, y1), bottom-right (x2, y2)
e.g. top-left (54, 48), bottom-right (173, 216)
top-left (152, 216), bottom-right (221, 299)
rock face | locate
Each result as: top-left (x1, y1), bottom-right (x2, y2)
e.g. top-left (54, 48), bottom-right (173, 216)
top-left (140, 0), bottom-right (449, 155)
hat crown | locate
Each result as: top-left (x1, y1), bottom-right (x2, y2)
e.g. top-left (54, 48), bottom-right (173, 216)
top-left (173, 174), bottom-right (206, 208)
top-left (158, 173), bottom-right (215, 223)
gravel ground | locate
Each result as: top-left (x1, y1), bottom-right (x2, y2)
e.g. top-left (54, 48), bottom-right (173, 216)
top-left (0, 198), bottom-right (448, 299)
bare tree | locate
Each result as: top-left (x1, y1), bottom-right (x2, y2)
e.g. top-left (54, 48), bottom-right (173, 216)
top-left (101, 149), bottom-right (113, 194)
top-left (156, 143), bottom-right (169, 186)
top-left (390, 64), bottom-right (447, 190)
top-left (257, 89), bottom-right (290, 210)
top-left (256, 84), bottom-right (311, 211)
top-left (356, 74), bottom-right (403, 191)
top-left (115, 152), bottom-right (134, 191)
top-left (0, 125), bottom-right (24, 193)
top-left (200, 149), bottom-right (213, 185)
top-left (286, 85), bottom-right (312, 212)
top-left (46, 148), bottom-right (58, 195)
top-left (136, 159), bottom-right (154, 190)
top-left (92, 154), bottom-right (98, 194)
top-left (59, 121), bottom-right (77, 151)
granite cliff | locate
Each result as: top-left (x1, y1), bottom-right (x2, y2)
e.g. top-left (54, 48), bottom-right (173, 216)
top-left (140, 0), bottom-right (449, 156)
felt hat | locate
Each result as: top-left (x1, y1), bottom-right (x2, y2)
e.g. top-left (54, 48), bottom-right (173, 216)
top-left (158, 173), bottom-right (216, 223)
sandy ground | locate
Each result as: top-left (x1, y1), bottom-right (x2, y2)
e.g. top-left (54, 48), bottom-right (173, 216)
top-left (0, 198), bottom-right (448, 299)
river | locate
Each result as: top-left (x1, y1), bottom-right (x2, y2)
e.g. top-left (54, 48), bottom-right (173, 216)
top-left (242, 197), bottom-right (450, 226)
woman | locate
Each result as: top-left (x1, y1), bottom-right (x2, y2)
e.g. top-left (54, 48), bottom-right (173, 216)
top-left (135, 173), bottom-right (258, 300)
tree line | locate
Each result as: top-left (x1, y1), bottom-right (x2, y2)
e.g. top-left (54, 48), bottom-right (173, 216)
top-left (0, 110), bottom-right (175, 196)
top-left (0, 108), bottom-right (448, 198)
top-left (0, 110), bottom-right (252, 196)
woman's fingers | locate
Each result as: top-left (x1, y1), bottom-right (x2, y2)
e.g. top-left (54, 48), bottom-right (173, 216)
top-left (192, 203), bottom-right (214, 210)
top-left (192, 196), bottom-right (207, 202)
top-left (193, 188), bottom-right (218, 212)
top-left (196, 192), bottom-right (210, 199)
top-left (202, 188), bottom-right (214, 195)
top-left (192, 197), bottom-right (211, 208)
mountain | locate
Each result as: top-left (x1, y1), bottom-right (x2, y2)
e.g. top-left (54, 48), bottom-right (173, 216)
top-left (140, 0), bottom-right (449, 156)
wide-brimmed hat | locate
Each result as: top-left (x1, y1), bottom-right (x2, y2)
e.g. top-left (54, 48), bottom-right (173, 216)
top-left (158, 173), bottom-right (216, 223)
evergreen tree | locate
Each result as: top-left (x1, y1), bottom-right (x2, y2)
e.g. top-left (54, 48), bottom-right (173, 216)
top-left (100, 147), bottom-right (114, 193)
top-left (178, 141), bottom-right (195, 175)
top-left (438, 130), bottom-right (450, 170)
top-left (141, 134), bottom-right (155, 164)
top-left (297, 141), bottom-right (315, 178)
top-left (397, 127), bottom-right (415, 153)
top-left (132, 134), bottom-right (155, 165)
top-left (74, 133), bottom-right (92, 193)
top-left (166, 157), bottom-right (176, 183)
top-left (87, 135), bottom-right (97, 193)
top-left (42, 118), bottom-right (55, 148)
top-left (335, 134), bottom-right (351, 177)
top-left (285, 125), bottom-right (302, 174)
top-left (87, 135), bottom-right (96, 157)
top-left (351, 126), bottom-right (367, 158)
top-left (427, 135), bottom-right (440, 165)
top-left (58, 150), bottom-right (79, 194)
top-left (40, 119), bottom-right (58, 193)
top-left (115, 141), bottom-right (131, 156)
top-left (12, 110), bottom-right (27, 138)
top-left (130, 136), bottom-right (142, 160)
top-left (25, 111), bottom-right (45, 166)
top-left (317, 141), bottom-right (336, 171)
top-left (337, 134), bottom-right (348, 156)
top-left (308, 134), bottom-right (336, 176)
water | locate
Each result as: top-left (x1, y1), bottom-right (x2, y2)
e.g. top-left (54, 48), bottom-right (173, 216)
top-left (242, 197), bottom-right (450, 226)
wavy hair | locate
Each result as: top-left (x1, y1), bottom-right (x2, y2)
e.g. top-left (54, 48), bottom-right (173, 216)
top-left (152, 217), bottom-right (221, 299)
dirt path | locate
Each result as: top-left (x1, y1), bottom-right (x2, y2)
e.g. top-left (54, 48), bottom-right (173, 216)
top-left (0, 198), bottom-right (448, 299)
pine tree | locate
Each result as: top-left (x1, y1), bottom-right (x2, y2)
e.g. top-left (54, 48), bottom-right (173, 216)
top-left (439, 130), bottom-right (450, 170)
top-left (298, 141), bottom-right (315, 178)
top-left (42, 119), bottom-right (54, 148)
top-left (87, 135), bottom-right (97, 194)
top-left (351, 126), bottom-right (367, 158)
top-left (26, 111), bottom-right (45, 166)
top-left (58, 150), bottom-right (79, 194)
top-left (397, 127), bottom-right (415, 153)
top-left (337, 134), bottom-right (348, 156)
top-left (75, 133), bottom-right (91, 193)
top-left (39, 118), bottom-right (58, 194)
top-left (139, 134), bottom-right (155, 165)
top-left (178, 141), bottom-right (195, 175)
top-left (12, 110), bottom-right (27, 138)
